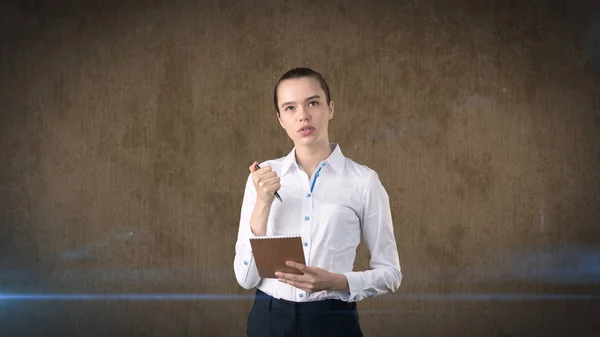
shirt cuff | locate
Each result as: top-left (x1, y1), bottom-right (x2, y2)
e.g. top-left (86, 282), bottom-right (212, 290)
top-left (342, 271), bottom-right (365, 302)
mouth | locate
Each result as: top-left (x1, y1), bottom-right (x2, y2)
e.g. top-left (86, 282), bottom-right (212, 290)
top-left (298, 126), bottom-right (314, 132)
top-left (297, 126), bottom-right (315, 136)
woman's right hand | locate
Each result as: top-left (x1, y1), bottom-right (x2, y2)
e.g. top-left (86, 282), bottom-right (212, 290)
top-left (249, 161), bottom-right (281, 204)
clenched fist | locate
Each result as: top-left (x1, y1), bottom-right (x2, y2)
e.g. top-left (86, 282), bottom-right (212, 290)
top-left (249, 161), bottom-right (281, 204)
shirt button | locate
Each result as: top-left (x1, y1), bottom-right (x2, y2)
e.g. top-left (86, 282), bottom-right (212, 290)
top-left (321, 162), bottom-right (326, 167)
top-left (303, 242), bottom-right (308, 247)
top-left (299, 293), bottom-right (304, 298)
top-left (304, 216), bottom-right (310, 221)
top-left (306, 193), bottom-right (311, 198)
top-left (353, 295), bottom-right (358, 300)
top-left (243, 261), bottom-right (248, 265)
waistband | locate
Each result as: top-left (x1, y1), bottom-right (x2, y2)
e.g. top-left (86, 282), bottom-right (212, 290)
top-left (253, 289), bottom-right (357, 315)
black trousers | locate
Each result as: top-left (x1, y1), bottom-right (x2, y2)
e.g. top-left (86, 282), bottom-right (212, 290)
top-left (247, 289), bottom-right (363, 337)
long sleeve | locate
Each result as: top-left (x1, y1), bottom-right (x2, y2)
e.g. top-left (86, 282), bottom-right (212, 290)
top-left (343, 170), bottom-right (402, 302)
top-left (233, 173), bottom-right (262, 290)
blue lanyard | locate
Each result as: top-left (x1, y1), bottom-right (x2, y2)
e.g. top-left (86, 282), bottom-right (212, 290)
top-left (310, 166), bottom-right (324, 193)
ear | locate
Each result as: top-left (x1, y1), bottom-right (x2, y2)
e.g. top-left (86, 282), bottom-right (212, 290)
top-left (328, 101), bottom-right (335, 120)
top-left (277, 113), bottom-right (285, 129)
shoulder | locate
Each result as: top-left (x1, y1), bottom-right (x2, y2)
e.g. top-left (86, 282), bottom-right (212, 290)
top-left (342, 157), bottom-right (380, 183)
top-left (341, 157), bottom-right (388, 202)
top-left (258, 154), bottom-right (287, 174)
top-left (244, 155), bottom-right (286, 179)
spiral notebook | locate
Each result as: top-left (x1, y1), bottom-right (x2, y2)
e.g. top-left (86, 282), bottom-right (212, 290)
top-left (249, 235), bottom-right (306, 278)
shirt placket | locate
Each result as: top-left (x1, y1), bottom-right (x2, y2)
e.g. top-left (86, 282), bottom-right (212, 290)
top-left (297, 161), bottom-right (327, 302)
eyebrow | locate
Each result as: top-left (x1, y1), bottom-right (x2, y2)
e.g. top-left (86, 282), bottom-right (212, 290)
top-left (281, 95), bottom-right (322, 108)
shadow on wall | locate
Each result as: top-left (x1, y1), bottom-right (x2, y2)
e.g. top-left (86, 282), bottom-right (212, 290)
top-left (1, 227), bottom-right (599, 294)
top-left (414, 242), bottom-right (600, 286)
top-left (585, 14), bottom-right (600, 73)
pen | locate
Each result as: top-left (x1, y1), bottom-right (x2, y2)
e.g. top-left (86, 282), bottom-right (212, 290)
top-left (255, 164), bottom-right (283, 202)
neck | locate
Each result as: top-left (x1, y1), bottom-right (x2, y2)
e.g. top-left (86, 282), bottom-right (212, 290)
top-left (295, 141), bottom-right (333, 175)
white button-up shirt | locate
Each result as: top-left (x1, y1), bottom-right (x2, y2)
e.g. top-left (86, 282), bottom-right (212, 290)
top-left (233, 143), bottom-right (402, 302)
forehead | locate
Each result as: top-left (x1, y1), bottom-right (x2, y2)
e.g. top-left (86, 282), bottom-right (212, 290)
top-left (277, 77), bottom-right (324, 104)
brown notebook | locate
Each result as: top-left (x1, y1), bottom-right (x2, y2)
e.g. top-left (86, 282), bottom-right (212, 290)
top-left (249, 235), bottom-right (306, 278)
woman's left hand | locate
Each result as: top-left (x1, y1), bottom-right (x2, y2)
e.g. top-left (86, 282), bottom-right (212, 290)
top-left (275, 261), bottom-right (349, 293)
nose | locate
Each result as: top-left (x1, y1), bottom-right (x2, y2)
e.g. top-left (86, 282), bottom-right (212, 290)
top-left (297, 106), bottom-right (309, 122)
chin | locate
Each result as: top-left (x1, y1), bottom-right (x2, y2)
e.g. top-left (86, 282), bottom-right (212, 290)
top-left (295, 137), bottom-right (319, 147)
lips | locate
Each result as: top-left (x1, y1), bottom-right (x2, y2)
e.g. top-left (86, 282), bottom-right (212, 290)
top-left (298, 125), bottom-right (314, 137)
top-left (297, 125), bottom-right (314, 132)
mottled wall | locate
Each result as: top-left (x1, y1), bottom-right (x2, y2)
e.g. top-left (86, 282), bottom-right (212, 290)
top-left (1, 0), bottom-right (599, 336)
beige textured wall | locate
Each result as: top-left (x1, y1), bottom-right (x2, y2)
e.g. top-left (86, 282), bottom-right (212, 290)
top-left (1, 0), bottom-right (599, 336)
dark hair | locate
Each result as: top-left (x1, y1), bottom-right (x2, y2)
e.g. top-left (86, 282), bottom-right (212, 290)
top-left (273, 67), bottom-right (332, 114)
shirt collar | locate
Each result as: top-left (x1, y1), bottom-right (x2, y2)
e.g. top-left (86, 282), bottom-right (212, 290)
top-left (281, 143), bottom-right (346, 176)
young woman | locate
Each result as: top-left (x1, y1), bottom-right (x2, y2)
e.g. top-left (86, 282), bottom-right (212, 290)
top-left (233, 67), bottom-right (402, 337)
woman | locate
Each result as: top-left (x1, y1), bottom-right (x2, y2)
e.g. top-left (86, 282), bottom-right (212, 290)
top-left (233, 67), bottom-right (402, 337)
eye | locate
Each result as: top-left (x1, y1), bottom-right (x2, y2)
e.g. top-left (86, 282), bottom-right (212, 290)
top-left (284, 106), bottom-right (295, 111)
top-left (308, 101), bottom-right (319, 107)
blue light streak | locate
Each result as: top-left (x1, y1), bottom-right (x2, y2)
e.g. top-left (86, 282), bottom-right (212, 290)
top-left (0, 293), bottom-right (598, 301)
top-left (0, 293), bottom-right (255, 301)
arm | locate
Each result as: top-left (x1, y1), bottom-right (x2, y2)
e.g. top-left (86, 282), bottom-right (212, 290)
top-left (342, 170), bottom-right (402, 302)
top-left (233, 173), bottom-right (273, 289)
